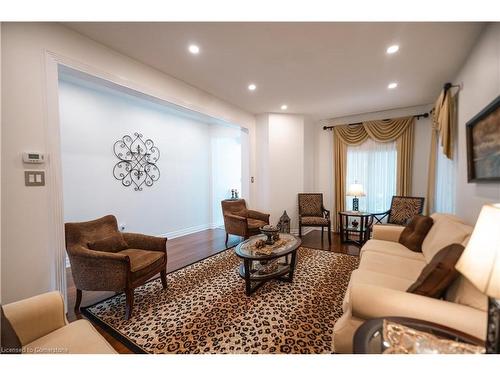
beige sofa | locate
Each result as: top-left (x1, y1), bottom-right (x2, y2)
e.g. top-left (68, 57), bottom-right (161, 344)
top-left (2, 291), bottom-right (116, 354)
top-left (333, 213), bottom-right (488, 353)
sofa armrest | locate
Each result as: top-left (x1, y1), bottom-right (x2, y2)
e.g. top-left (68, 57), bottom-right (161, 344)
top-left (371, 224), bottom-right (405, 242)
top-left (351, 283), bottom-right (487, 341)
top-left (122, 232), bottom-right (167, 252)
top-left (67, 245), bottom-right (130, 291)
top-left (2, 291), bottom-right (67, 346)
top-left (247, 210), bottom-right (270, 223)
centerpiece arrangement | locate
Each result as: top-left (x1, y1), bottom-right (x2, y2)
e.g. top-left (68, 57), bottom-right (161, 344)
top-left (260, 224), bottom-right (280, 245)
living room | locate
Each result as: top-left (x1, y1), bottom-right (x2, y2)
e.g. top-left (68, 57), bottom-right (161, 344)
top-left (1, 1), bottom-right (500, 373)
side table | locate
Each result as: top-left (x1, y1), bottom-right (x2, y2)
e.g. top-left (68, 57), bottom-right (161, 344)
top-left (338, 211), bottom-right (373, 246)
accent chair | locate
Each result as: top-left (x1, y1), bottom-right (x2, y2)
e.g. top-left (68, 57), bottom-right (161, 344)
top-left (298, 193), bottom-right (331, 244)
top-left (65, 214), bottom-right (167, 320)
top-left (221, 199), bottom-right (270, 246)
top-left (371, 195), bottom-right (425, 226)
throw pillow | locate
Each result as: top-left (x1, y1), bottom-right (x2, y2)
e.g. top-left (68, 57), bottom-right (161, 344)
top-left (1, 306), bottom-right (22, 354)
top-left (398, 215), bottom-right (434, 252)
top-left (88, 233), bottom-right (129, 252)
top-left (407, 243), bottom-right (465, 298)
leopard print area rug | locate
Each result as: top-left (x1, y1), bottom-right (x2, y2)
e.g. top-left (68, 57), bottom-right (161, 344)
top-left (82, 247), bottom-right (359, 354)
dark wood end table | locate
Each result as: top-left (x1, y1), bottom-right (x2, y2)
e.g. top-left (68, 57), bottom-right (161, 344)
top-left (234, 233), bottom-right (301, 296)
top-left (338, 211), bottom-right (373, 246)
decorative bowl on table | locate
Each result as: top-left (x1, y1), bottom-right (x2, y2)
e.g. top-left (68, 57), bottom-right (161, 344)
top-left (260, 225), bottom-right (280, 245)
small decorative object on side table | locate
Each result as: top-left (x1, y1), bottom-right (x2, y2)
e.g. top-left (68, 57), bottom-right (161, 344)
top-left (354, 317), bottom-right (485, 354)
top-left (456, 203), bottom-right (500, 354)
top-left (338, 211), bottom-right (373, 246)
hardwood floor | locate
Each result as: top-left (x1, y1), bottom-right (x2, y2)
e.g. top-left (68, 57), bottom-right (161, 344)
top-left (65, 228), bottom-right (360, 353)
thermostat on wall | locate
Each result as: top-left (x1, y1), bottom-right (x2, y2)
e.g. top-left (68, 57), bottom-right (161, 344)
top-left (22, 152), bottom-right (45, 164)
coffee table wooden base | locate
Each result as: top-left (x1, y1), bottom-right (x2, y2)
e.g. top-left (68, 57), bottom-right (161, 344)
top-left (238, 252), bottom-right (297, 296)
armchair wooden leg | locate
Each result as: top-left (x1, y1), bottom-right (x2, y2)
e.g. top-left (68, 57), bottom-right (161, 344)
top-left (225, 232), bottom-right (229, 247)
top-left (321, 226), bottom-right (324, 241)
top-left (125, 288), bottom-right (134, 320)
top-left (328, 223), bottom-right (332, 245)
top-left (299, 224), bottom-right (302, 238)
top-left (160, 269), bottom-right (168, 289)
top-left (75, 289), bottom-right (82, 312)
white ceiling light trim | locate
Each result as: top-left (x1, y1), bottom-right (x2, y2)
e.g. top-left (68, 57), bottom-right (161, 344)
top-left (387, 82), bottom-right (398, 89)
top-left (281, 104), bottom-right (288, 110)
top-left (248, 83), bottom-right (257, 91)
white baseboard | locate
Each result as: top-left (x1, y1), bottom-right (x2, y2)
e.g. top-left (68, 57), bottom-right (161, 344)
top-left (290, 227), bottom-right (315, 236)
top-left (161, 223), bottom-right (214, 239)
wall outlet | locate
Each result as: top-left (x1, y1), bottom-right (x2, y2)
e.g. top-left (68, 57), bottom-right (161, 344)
top-left (119, 223), bottom-right (126, 231)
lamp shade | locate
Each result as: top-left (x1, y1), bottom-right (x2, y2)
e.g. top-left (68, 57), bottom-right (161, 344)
top-left (346, 183), bottom-right (366, 197)
top-left (456, 203), bottom-right (500, 299)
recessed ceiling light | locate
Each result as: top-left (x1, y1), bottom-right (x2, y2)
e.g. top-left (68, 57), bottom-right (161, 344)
top-left (281, 104), bottom-right (288, 110)
top-left (388, 82), bottom-right (398, 89)
top-left (386, 45), bottom-right (399, 54)
top-left (188, 44), bottom-right (200, 54)
top-left (248, 83), bottom-right (257, 91)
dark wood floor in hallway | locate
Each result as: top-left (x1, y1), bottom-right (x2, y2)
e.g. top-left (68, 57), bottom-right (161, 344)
top-left (66, 228), bottom-right (360, 353)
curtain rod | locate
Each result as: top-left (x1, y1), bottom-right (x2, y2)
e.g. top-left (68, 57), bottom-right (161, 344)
top-left (322, 112), bottom-right (429, 131)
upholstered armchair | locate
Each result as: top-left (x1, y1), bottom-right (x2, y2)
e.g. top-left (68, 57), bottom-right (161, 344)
top-left (298, 193), bottom-right (331, 244)
top-left (65, 215), bottom-right (167, 320)
top-left (372, 196), bottom-right (425, 226)
top-left (221, 199), bottom-right (270, 246)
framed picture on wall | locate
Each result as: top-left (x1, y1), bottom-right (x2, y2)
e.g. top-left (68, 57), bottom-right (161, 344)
top-left (466, 95), bottom-right (500, 182)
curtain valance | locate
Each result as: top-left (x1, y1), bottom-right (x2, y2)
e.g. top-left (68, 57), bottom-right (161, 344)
top-left (333, 116), bottom-right (414, 145)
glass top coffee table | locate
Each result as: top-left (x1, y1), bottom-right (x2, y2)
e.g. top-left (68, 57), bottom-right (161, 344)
top-left (234, 233), bottom-right (301, 296)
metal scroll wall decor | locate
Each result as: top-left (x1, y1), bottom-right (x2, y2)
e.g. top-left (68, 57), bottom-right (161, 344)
top-left (113, 133), bottom-right (160, 191)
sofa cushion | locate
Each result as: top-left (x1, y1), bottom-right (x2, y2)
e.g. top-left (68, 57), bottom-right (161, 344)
top-left (88, 232), bottom-right (129, 253)
top-left (119, 249), bottom-right (165, 279)
top-left (359, 251), bottom-right (426, 280)
top-left (23, 319), bottom-right (116, 354)
top-left (421, 214), bottom-right (472, 263)
top-left (398, 215), bottom-right (434, 252)
top-left (445, 275), bottom-right (488, 312)
top-left (360, 239), bottom-right (426, 261)
top-left (1, 306), bottom-right (22, 354)
top-left (407, 243), bottom-right (465, 298)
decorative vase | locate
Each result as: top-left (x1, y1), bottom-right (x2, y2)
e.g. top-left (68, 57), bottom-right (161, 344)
top-left (260, 225), bottom-right (280, 245)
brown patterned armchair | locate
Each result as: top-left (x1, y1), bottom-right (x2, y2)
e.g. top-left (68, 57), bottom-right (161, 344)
top-left (371, 196), bottom-right (425, 226)
top-left (65, 215), bottom-right (167, 320)
top-left (221, 199), bottom-right (270, 246)
top-left (298, 193), bottom-right (331, 244)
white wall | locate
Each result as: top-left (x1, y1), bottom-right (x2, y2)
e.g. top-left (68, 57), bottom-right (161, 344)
top-left (1, 22), bottom-right (256, 304)
top-left (255, 114), bottom-right (305, 230)
top-left (59, 77), bottom-right (241, 238)
top-left (312, 105), bottom-right (433, 219)
top-left (454, 23), bottom-right (500, 225)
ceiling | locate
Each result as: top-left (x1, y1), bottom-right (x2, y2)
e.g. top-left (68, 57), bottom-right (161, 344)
top-left (64, 22), bottom-right (484, 119)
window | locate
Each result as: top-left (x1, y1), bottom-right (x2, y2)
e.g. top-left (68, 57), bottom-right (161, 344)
top-left (345, 138), bottom-right (397, 213)
top-left (434, 142), bottom-right (456, 213)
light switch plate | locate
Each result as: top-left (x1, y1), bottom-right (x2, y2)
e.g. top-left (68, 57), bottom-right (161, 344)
top-left (25, 171), bottom-right (45, 186)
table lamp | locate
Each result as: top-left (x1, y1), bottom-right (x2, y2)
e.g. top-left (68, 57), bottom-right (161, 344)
top-left (455, 203), bottom-right (500, 354)
top-left (346, 182), bottom-right (366, 211)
